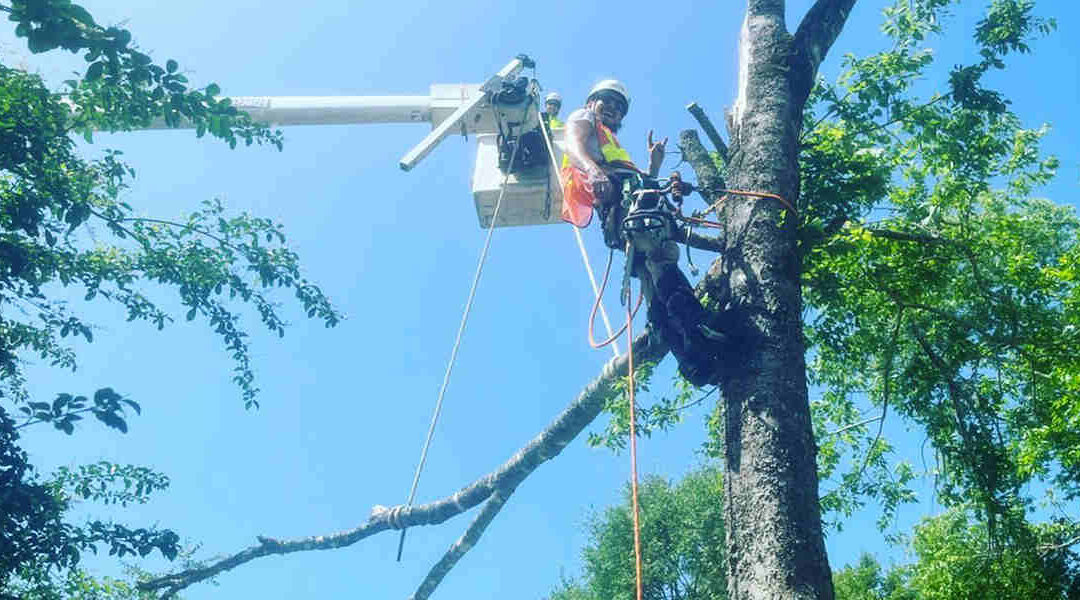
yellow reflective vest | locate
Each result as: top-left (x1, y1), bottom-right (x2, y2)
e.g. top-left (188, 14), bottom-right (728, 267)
top-left (561, 120), bottom-right (635, 170)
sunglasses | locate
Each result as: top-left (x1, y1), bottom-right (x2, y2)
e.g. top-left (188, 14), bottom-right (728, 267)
top-left (593, 92), bottom-right (627, 115)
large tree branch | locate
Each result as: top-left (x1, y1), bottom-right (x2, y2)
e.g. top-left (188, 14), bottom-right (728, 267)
top-left (678, 129), bottom-right (724, 199)
top-left (686, 103), bottom-right (729, 164)
top-left (410, 486), bottom-right (515, 600)
top-left (791, 0), bottom-right (859, 102)
top-left (139, 331), bottom-right (666, 598)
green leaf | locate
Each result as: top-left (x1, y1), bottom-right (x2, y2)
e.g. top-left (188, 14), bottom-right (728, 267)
top-left (121, 398), bottom-right (141, 415)
top-left (166, 59), bottom-right (178, 74)
top-left (86, 61), bottom-right (104, 81)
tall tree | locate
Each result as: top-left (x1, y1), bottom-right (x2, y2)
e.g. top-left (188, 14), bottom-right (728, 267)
top-left (688, 1), bottom-right (860, 597)
top-left (132, 1), bottom-right (1079, 599)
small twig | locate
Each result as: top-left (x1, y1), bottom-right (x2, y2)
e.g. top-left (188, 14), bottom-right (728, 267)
top-left (93, 211), bottom-right (238, 251)
top-left (15, 406), bottom-right (96, 430)
top-left (825, 415), bottom-right (883, 438)
top-left (675, 386), bottom-right (718, 413)
top-left (848, 309), bottom-right (903, 488)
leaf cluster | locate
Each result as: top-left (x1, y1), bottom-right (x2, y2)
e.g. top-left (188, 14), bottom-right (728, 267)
top-left (0, 406), bottom-right (180, 591)
top-left (16, 387), bottom-right (139, 434)
top-left (834, 507), bottom-right (1080, 599)
top-left (548, 467), bottom-right (726, 600)
top-left (0, 0), bottom-right (342, 594)
top-left (799, 0), bottom-right (1075, 550)
top-left (5, 0), bottom-right (282, 148)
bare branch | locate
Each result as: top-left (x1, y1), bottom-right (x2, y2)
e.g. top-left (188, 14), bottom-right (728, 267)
top-left (791, 0), bottom-right (859, 102)
top-left (867, 228), bottom-right (948, 245)
top-left (1039, 533), bottom-right (1080, 556)
top-left (410, 488), bottom-right (515, 600)
top-left (824, 415), bottom-right (882, 438)
top-left (686, 103), bottom-right (728, 164)
top-left (139, 330), bottom-right (667, 597)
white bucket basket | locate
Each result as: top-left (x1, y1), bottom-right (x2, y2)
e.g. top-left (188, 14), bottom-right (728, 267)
top-left (470, 130), bottom-right (566, 228)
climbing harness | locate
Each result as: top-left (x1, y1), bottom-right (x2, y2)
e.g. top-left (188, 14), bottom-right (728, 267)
top-left (396, 97), bottom-right (531, 561)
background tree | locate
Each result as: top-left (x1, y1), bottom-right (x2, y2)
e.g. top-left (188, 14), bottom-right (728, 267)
top-left (0, 0), bottom-right (340, 594)
top-left (799, 0), bottom-right (1080, 561)
top-left (832, 508), bottom-right (1080, 600)
top-left (548, 466), bottom-right (726, 600)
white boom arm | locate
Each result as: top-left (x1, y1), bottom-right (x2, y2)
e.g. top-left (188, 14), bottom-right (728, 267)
top-left (97, 56), bottom-right (562, 228)
top-left (136, 57), bottom-right (532, 172)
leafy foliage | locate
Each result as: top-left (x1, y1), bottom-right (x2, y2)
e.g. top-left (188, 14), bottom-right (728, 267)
top-left (833, 508), bottom-right (1080, 600)
top-left (797, 0), bottom-right (1079, 548)
top-left (548, 467), bottom-right (726, 600)
top-left (832, 553), bottom-right (916, 600)
top-left (0, 0), bottom-right (342, 594)
top-left (0, 407), bottom-right (180, 592)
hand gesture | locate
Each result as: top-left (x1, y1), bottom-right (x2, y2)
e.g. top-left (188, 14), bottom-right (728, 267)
top-left (647, 130), bottom-right (668, 176)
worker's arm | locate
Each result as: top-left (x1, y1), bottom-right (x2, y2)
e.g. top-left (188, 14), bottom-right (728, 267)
top-left (564, 118), bottom-right (611, 205)
top-left (647, 130), bottom-right (668, 178)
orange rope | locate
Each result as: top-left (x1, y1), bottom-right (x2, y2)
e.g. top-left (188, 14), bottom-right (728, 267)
top-left (583, 250), bottom-right (645, 598)
top-left (626, 290), bottom-right (644, 600)
top-left (705, 187), bottom-right (797, 218)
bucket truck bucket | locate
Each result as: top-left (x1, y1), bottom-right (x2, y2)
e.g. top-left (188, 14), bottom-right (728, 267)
top-left (471, 129), bottom-right (565, 227)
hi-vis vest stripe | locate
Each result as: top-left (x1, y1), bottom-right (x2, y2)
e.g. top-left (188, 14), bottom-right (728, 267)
top-left (561, 121), bottom-right (633, 169)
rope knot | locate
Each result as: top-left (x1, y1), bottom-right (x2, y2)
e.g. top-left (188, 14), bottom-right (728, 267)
top-left (371, 505), bottom-right (409, 530)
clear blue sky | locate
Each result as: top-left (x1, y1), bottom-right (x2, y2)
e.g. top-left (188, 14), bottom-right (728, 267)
top-left (8, 1), bottom-right (1080, 598)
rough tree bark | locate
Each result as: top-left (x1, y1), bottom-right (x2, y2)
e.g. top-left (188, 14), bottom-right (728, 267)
top-left (695, 1), bottom-right (857, 598)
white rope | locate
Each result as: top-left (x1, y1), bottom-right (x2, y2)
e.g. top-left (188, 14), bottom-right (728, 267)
top-left (396, 121), bottom-right (524, 561)
top-left (534, 103), bottom-right (620, 357)
top-left (572, 226), bottom-right (620, 357)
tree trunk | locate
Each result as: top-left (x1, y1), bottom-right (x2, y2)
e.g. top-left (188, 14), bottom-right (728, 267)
top-left (699, 0), bottom-right (856, 597)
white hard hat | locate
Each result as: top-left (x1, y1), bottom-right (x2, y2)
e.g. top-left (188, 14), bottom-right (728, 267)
top-left (587, 79), bottom-right (630, 114)
top-left (545, 92), bottom-right (562, 105)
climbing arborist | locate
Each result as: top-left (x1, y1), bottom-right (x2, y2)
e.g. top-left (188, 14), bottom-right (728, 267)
top-left (543, 92), bottom-right (563, 129)
top-left (560, 80), bottom-right (722, 386)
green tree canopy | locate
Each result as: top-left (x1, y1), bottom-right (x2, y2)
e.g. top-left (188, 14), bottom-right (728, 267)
top-left (548, 466), bottom-right (726, 600)
top-left (0, 0), bottom-right (340, 594)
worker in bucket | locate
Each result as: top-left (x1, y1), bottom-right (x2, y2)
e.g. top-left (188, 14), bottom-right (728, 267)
top-left (543, 92), bottom-right (564, 129)
top-left (560, 80), bottom-right (722, 386)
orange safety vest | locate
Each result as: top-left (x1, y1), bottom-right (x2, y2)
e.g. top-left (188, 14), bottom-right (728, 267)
top-left (560, 120), bottom-right (640, 228)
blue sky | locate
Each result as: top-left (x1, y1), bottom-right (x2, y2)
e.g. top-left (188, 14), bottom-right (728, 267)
top-left (7, 0), bottom-right (1080, 598)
